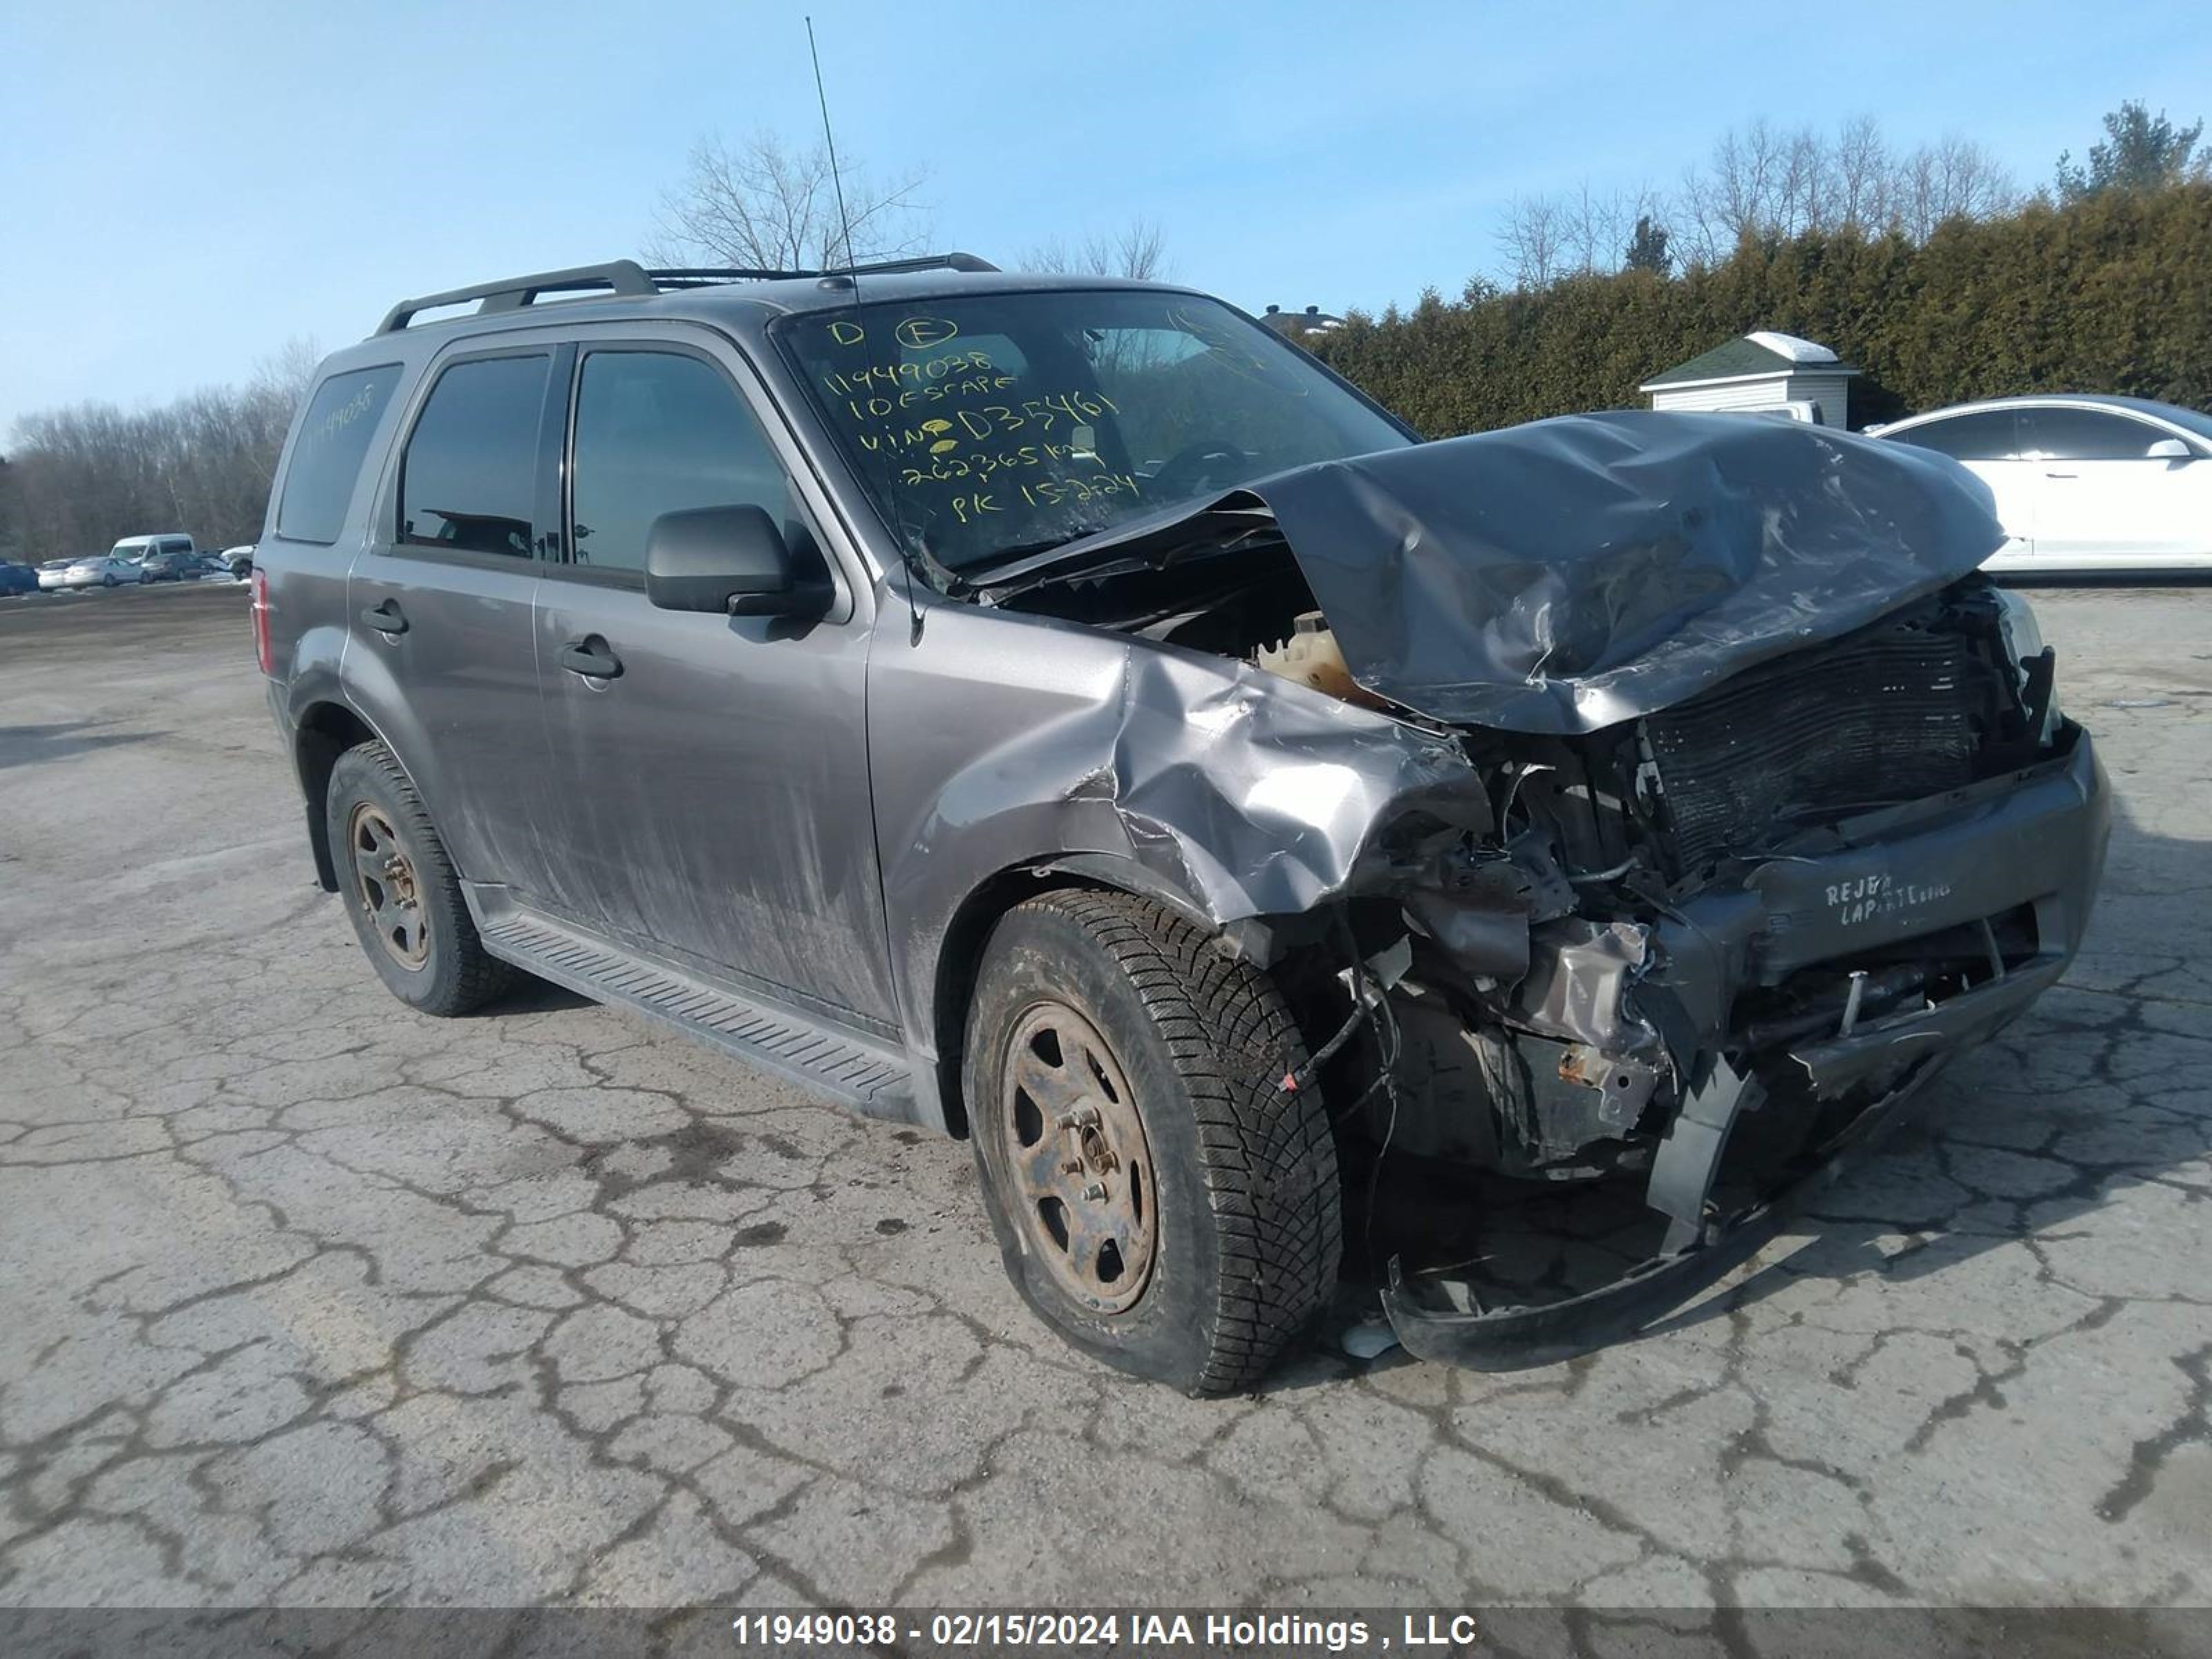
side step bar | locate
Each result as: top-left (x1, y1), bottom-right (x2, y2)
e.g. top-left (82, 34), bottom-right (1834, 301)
top-left (473, 903), bottom-right (918, 1121)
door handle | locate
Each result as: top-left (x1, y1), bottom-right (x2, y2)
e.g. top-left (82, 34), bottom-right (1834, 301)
top-left (2043, 470), bottom-right (2077, 479)
top-left (361, 599), bottom-right (409, 635)
top-left (559, 636), bottom-right (623, 679)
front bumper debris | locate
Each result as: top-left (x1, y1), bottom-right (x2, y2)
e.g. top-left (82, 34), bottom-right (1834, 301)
top-left (1381, 730), bottom-right (2110, 1371)
top-left (1381, 1057), bottom-right (1936, 1370)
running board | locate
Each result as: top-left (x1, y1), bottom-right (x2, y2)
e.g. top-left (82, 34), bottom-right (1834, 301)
top-left (474, 904), bottom-right (917, 1120)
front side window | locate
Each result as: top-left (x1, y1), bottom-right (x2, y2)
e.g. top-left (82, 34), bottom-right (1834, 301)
top-left (1887, 409), bottom-right (2022, 462)
top-left (397, 355), bottom-right (550, 556)
top-left (2018, 407), bottom-right (2171, 461)
top-left (279, 364), bottom-right (402, 544)
top-left (568, 351), bottom-right (790, 574)
top-left (778, 290), bottom-right (1407, 574)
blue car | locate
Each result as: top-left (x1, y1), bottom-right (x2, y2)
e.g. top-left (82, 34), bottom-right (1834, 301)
top-left (0, 561), bottom-right (41, 597)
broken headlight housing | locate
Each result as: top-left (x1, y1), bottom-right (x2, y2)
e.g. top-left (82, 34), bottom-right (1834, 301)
top-left (1994, 588), bottom-right (2061, 745)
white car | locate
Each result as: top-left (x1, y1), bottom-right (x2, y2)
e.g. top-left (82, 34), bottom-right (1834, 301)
top-left (48, 554), bottom-right (148, 590)
top-left (1871, 395), bottom-right (2212, 573)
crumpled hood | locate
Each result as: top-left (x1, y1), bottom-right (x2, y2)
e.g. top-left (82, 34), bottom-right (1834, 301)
top-left (1008, 411), bottom-right (2007, 735)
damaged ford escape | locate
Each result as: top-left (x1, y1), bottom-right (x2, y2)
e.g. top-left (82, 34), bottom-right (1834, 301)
top-left (256, 256), bottom-right (2108, 1394)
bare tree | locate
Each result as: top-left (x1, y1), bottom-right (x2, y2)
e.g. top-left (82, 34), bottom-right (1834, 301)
top-left (1896, 135), bottom-right (2017, 238)
top-left (254, 336), bottom-right (324, 406)
top-left (648, 131), bottom-right (930, 272)
top-left (1835, 113), bottom-right (1892, 232)
top-left (1676, 116), bottom-right (2015, 260)
top-left (1019, 218), bottom-right (1172, 280)
top-left (1497, 193), bottom-right (1565, 288)
top-left (4, 341), bottom-right (322, 559)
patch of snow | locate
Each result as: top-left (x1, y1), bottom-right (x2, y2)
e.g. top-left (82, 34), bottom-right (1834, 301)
top-left (1745, 330), bottom-right (1837, 364)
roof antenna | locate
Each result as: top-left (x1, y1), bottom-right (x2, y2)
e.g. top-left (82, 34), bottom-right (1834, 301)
top-left (806, 16), bottom-right (861, 281)
top-left (807, 15), bottom-right (928, 644)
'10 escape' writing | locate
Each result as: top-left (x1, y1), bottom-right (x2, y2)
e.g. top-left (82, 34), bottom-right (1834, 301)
top-left (823, 317), bottom-right (1145, 523)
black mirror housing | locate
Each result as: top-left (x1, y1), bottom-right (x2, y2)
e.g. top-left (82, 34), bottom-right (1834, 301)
top-left (644, 505), bottom-right (831, 618)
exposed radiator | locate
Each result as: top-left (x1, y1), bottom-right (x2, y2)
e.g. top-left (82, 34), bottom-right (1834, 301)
top-left (1643, 619), bottom-right (1993, 872)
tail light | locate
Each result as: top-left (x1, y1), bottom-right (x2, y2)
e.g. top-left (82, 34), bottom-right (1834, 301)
top-left (251, 570), bottom-right (273, 675)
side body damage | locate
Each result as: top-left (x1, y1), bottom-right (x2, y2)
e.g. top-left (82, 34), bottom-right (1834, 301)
top-left (876, 413), bottom-right (2110, 1359)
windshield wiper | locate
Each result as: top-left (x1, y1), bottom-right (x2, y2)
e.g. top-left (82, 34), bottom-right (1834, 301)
top-left (955, 531), bottom-right (1112, 583)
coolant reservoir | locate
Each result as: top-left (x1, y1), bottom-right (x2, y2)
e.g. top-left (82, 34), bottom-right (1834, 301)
top-left (1253, 611), bottom-right (1385, 708)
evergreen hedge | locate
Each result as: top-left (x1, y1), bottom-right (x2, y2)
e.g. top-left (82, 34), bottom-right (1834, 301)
top-left (1308, 184), bottom-right (2212, 434)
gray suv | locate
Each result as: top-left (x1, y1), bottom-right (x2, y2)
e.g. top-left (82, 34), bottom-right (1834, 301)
top-left (257, 256), bottom-right (2108, 1392)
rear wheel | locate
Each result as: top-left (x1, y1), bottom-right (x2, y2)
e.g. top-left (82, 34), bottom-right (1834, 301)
top-left (966, 890), bottom-right (1342, 1394)
top-left (325, 740), bottom-right (512, 1015)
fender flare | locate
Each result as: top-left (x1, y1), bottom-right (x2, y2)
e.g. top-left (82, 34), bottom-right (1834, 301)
top-left (290, 696), bottom-right (425, 892)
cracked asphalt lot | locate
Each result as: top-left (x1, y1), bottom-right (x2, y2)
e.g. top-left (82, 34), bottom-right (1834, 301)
top-left (1, 581), bottom-right (2208, 1612)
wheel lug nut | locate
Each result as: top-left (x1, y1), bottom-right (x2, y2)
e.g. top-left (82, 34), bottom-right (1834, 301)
top-left (1061, 1159), bottom-right (1083, 1175)
top-left (1056, 1107), bottom-right (1100, 1131)
top-left (1081, 1181), bottom-right (1107, 1201)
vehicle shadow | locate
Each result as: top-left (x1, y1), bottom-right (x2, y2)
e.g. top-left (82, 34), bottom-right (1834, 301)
top-left (0, 721), bottom-right (158, 771)
top-left (1303, 784), bottom-right (2206, 1382)
top-left (479, 975), bottom-right (594, 1015)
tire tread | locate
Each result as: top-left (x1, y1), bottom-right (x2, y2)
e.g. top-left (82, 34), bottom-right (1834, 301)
top-left (332, 740), bottom-right (513, 1015)
top-left (1004, 888), bottom-right (1342, 1394)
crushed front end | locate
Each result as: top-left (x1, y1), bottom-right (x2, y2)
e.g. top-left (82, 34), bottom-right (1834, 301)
top-left (1370, 582), bottom-right (2109, 1365)
top-left (982, 413), bottom-right (2110, 1367)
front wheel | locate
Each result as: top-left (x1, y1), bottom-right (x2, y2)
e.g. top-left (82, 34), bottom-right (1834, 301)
top-left (966, 890), bottom-right (1342, 1394)
top-left (324, 740), bottom-right (513, 1015)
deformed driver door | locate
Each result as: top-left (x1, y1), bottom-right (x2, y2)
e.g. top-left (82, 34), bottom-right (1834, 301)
top-left (529, 330), bottom-right (898, 1031)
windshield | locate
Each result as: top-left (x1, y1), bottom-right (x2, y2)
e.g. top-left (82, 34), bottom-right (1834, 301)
top-left (777, 290), bottom-right (1409, 574)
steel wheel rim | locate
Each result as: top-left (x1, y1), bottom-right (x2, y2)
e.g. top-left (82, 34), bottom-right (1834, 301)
top-left (1000, 1000), bottom-right (1157, 1314)
top-left (347, 803), bottom-right (431, 970)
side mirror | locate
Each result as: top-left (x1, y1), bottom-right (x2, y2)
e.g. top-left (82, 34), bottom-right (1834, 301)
top-left (2146, 437), bottom-right (2194, 461)
top-left (644, 505), bottom-right (832, 618)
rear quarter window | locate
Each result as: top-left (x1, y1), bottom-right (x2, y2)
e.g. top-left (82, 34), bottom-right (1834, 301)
top-left (278, 364), bottom-right (402, 545)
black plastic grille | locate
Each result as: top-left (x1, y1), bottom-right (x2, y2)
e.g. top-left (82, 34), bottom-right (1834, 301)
top-left (1644, 623), bottom-right (1987, 872)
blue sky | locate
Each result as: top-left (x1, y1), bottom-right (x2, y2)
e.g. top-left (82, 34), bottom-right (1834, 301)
top-left (4, 0), bottom-right (2209, 433)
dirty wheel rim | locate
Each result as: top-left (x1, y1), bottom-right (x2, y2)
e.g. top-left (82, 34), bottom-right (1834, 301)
top-left (347, 803), bottom-right (430, 970)
top-left (1000, 1000), bottom-right (1158, 1314)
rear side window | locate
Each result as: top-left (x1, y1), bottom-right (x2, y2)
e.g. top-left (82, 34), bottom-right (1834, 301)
top-left (1888, 409), bottom-right (2021, 462)
top-left (279, 364), bottom-right (402, 544)
top-left (398, 355), bottom-right (550, 557)
top-left (568, 350), bottom-right (789, 574)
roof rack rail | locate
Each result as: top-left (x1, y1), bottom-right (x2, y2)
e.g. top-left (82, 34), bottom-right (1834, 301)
top-left (827, 251), bottom-right (1000, 276)
top-left (375, 261), bottom-right (662, 335)
top-left (646, 265), bottom-right (814, 288)
top-left (375, 252), bottom-right (1002, 334)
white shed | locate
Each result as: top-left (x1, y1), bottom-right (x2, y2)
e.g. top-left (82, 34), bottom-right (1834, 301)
top-left (1640, 331), bottom-right (1859, 427)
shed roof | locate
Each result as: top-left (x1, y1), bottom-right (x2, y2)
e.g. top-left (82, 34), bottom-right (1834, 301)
top-left (1641, 331), bottom-right (1859, 391)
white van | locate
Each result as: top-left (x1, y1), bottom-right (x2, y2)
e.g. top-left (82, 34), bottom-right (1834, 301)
top-left (109, 532), bottom-right (197, 562)
top-left (110, 532), bottom-right (201, 581)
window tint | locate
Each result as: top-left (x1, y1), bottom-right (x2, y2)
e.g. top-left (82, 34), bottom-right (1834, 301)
top-left (159, 537), bottom-right (191, 555)
top-left (2018, 407), bottom-right (2170, 460)
top-left (398, 355), bottom-right (550, 556)
top-left (568, 351), bottom-right (789, 574)
top-left (279, 364), bottom-right (401, 544)
top-left (1888, 409), bottom-right (2021, 462)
